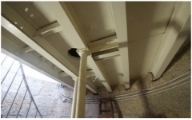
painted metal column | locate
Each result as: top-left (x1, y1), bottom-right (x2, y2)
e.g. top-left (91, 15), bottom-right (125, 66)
top-left (71, 77), bottom-right (78, 118)
top-left (75, 49), bottom-right (89, 118)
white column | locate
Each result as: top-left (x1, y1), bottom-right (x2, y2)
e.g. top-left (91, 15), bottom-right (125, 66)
top-left (71, 77), bottom-right (78, 118)
top-left (75, 49), bottom-right (89, 118)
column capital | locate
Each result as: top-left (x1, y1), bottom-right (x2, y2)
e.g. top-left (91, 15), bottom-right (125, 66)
top-left (76, 48), bottom-right (90, 57)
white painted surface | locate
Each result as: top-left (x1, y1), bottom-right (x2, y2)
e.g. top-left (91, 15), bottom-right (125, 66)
top-left (1, 3), bottom-right (98, 93)
top-left (99, 56), bottom-right (125, 88)
top-left (32, 2), bottom-right (112, 92)
top-left (126, 2), bottom-right (176, 41)
top-left (1, 2), bottom-right (190, 93)
top-left (151, 2), bottom-right (190, 79)
top-left (69, 2), bottom-right (116, 42)
top-left (111, 2), bottom-right (130, 89)
top-left (71, 77), bottom-right (78, 118)
top-left (126, 2), bottom-right (177, 79)
top-left (75, 50), bottom-right (88, 118)
top-left (88, 35), bottom-right (118, 53)
top-left (129, 34), bottom-right (164, 79)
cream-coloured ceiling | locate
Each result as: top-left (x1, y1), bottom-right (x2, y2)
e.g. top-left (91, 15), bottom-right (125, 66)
top-left (8, 2), bottom-right (81, 70)
top-left (2, 2), bottom-right (178, 89)
top-left (128, 34), bottom-right (163, 79)
top-left (127, 2), bottom-right (176, 80)
top-left (126, 2), bottom-right (176, 41)
top-left (10, 2), bottom-right (50, 29)
top-left (69, 2), bottom-right (116, 42)
top-left (68, 2), bottom-right (177, 82)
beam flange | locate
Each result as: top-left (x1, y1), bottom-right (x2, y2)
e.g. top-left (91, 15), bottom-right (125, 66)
top-left (33, 21), bottom-right (62, 37)
top-left (93, 51), bottom-right (120, 61)
top-left (88, 35), bottom-right (118, 53)
top-left (111, 2), bottom-right (130, 89)
top-left (150, 2), bottom-right (190, 80)
top-left (21, 46), bottom-right (33, 53)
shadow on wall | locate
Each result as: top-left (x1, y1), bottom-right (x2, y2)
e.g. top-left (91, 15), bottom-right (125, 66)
top-left (164, 38), bottom-right (191, 74)
top-left (137, 79), bottom-right (166, 118)
top-left (112, 100), bottom-right (123, 118)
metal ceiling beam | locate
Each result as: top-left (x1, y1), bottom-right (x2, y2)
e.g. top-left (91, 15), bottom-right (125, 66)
top-left (21, 46), bottom-right (34, 53)
top-left (33, 2), bottom-right (112, 92)
top-left (33, 21), bottom-right (62, 37)
top-left (1, 31), bottom-right (74, 89)
top-left (111, 2), bottom-right (130, 89)
top-left (1, 11), bottom-right (97, 93)
top-left (59, 71), bottom-right (96, 78)
top-left (93, 51), bottom-right (120, 61)
top-left (88, 35), bottom-right (118, 53)
top-left (150, 2), bottom-right (191, 80)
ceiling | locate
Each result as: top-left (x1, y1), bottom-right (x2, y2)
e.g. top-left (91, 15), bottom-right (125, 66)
top-left (68, 2), bottom-right (116, 42)
top-left (1, 2), bottom-right (190, 92)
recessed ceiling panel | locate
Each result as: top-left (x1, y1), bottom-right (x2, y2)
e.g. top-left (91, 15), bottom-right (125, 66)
top-left (11, 2), bottom-right (50, 29)
top-left (69, 2), bottom-right (116, 42)
top-left (126, 2), bottom-right (176, 41)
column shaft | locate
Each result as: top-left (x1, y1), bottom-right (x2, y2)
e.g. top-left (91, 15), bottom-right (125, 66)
top-left (71, 78), bottom-right (78, 118)
top-left (75, 51), bottom-right (87, 118)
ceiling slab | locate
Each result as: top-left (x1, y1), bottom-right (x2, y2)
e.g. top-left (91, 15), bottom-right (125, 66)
top-left (11, 2), bottom-right (50, 29)
top-left (126, 2), bottom-right (176, 41)
top-left (69, 2), bottom-right (116, 42)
